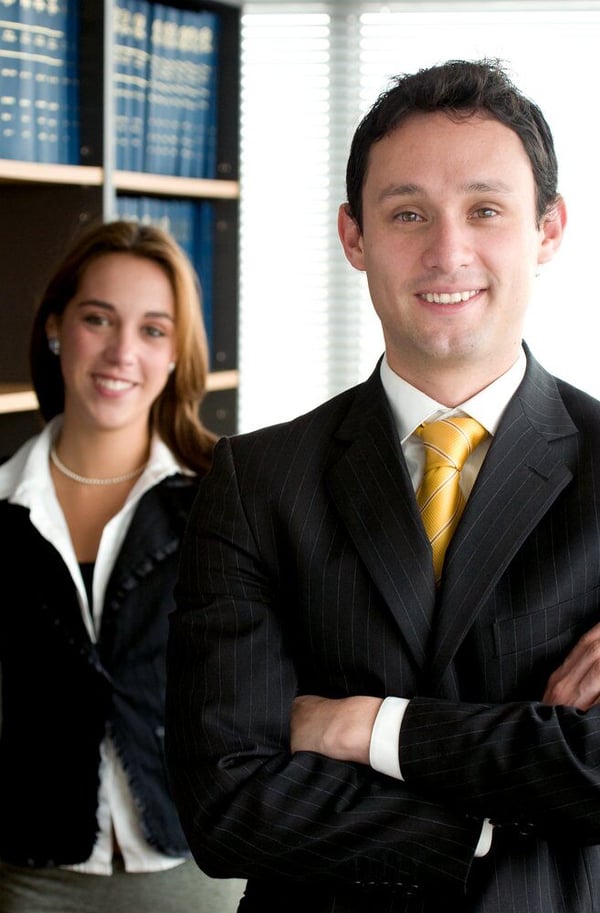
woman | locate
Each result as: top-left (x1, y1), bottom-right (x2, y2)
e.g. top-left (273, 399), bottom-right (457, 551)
top-left (0, 221), bottom-right (245, 912)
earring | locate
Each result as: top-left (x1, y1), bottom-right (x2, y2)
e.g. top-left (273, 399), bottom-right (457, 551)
top-left (168, 361), bottom-right (176, 374)
top-left (48, 337), bottom-right (61, 356)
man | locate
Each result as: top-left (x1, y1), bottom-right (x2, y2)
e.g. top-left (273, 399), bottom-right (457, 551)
top-left (165, 60), bottom-right (600, 912)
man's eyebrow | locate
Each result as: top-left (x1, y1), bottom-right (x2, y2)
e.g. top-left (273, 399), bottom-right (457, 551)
top-left (464, 180), bottom-right (513, 194)
top-left (378, 183), bottom-right (422, 201)
top-left (377, 179), bottom-right (514, 202)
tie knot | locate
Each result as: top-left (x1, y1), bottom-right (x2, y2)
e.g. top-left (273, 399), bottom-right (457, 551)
top-left (417, 417), bottom-right (488, 472)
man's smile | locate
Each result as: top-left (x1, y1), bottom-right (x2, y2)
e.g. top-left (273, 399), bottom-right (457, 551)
top-left (418, 289), bottom-right (482, 304)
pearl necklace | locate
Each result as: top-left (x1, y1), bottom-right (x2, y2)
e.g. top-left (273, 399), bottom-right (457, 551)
top-left (50, 445), bottom-right (148, 486)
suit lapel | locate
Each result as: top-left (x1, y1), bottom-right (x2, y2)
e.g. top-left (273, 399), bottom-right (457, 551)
top-left (429, 354), bottom-right (577, 690)
top-left (326, 367), bottom-right (436, 670)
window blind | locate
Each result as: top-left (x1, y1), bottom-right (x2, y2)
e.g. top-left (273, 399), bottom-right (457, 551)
top-left (240, 1), bottom-right (600, 432)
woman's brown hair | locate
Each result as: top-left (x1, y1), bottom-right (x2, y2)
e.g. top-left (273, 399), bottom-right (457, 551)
top-left (30, 219), bottom-right (217, 474)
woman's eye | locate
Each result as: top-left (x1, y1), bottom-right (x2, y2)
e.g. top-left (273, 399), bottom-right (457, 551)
top-left (83, 313), bottom-right (109, 326)
top-left (143, 325), bottom-right (167, 338)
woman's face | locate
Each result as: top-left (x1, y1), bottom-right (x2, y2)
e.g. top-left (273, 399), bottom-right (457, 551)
top-left (46, 252), bottom-right (177, 436)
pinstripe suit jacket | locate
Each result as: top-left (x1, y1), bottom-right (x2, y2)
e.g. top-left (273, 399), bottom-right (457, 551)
top-left (166, 350), bottom-right (600, 913)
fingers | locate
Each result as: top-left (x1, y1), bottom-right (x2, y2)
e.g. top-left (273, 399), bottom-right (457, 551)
top-left (543, 623), bottom-right (600, 709)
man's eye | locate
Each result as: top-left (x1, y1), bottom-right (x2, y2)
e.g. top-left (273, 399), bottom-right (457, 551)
top-left (474, 207), bottom-right (498, 218)
top-left (396, 211), bottom-right (421, 223)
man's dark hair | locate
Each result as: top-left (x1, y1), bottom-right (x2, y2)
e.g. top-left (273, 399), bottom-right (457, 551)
top-left (346, 58), bottom-right (559, 230)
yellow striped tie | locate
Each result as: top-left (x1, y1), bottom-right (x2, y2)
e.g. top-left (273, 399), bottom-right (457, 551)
top-left (416, 417), bottom-right (488, 584)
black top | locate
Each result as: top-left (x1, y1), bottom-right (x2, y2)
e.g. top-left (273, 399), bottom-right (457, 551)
top-left (79, 562), bottom-right (94, 610)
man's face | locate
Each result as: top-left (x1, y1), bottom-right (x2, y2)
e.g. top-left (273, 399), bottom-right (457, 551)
top-left (339, 111), bottom-right (565, 395)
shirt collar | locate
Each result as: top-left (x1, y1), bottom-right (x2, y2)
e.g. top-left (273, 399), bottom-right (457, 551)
top-left (380, 348), bottom-right (527, 445)
top-left (0, 414), bottom-right (185, 507)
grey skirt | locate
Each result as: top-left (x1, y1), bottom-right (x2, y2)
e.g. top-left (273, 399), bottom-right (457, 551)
top-left (0, 859), bottom-right (246, 913)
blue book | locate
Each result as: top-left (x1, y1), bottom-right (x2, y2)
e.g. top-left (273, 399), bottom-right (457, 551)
top-left (193, 200), bottom-right (215, 352)
top-left (114, 194), bottom-right (141, 221)
top-left (176, 7), bottom-right (219, 178)
top-left (0, 0), bottom-right (78, 163)
top-left (143, 3), bottom-right (219, 177)
top-left (61, 1), bottom-right (79, 164)
top-left (144, 2), bottom-right (179, 174)
top-left (113, 0), bottom-right (150, 171)
top-left (115, 195), bottom-right (214, 356)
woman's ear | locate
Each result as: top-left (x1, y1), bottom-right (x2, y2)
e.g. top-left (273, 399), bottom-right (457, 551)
top-left (45, 314), bottom-right (60, 339)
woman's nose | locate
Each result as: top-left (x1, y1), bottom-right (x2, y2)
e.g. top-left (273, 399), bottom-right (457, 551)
top-left (104, 327), bottom-right (137, 364)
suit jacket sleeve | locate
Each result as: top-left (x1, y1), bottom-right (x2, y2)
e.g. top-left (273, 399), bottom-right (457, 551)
top-left (399, 695), bottom-right (600, 844)
top-left (165, 435), bottom-right (482, 894)
top-left (392, 363), bottom-right (600, 847)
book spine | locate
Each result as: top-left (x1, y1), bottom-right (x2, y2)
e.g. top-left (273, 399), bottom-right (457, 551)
top-left (113, 0), bottom-right (150, 172)
top-left (115, 193), bottom-right (140, 222)
top-left (0, 0), bottom-right (78, 164)
top-left (63, 0), bottom-right (79, 165)
top-left (0, 9), bottom-right (31, 160)
top-left (144, 2), bottom-right (178, 175)
top-left (143, 3), bottom-right (219, 178)
top-left (175, 9), bottom-right (219, 178)
top-left (194, 200), bottom-right (214, 356)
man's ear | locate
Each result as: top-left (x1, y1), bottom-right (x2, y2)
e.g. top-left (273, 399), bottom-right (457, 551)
top-left (338, 203), bottom-right (366, 272)
top-left (538, 195), bottom-right (567, 265)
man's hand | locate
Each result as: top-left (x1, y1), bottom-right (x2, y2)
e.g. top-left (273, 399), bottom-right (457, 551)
top-left (543, 621), bottom-right (600, 709)
top-left (290, 695), bottom-right (383, 764)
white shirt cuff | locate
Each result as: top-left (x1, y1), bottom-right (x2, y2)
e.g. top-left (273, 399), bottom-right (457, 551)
top-left (474, 818), bottom-right (494, 857)
top-left (368, 697), bottom-right (494, 859)
top-left (368, 696), bottom-right (409, 780)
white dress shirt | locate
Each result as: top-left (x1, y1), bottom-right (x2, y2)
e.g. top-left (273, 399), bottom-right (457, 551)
top-left (368, 350), bottom-right (527, 856)
top-left (0, 416), bottom-right (189, 874)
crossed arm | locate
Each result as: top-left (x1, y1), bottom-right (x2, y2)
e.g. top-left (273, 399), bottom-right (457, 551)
top-left (291, 621), bottom-right (600, 762)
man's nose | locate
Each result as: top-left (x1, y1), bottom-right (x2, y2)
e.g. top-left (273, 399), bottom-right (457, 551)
top-left (421, 218), bottom-right (474, 273)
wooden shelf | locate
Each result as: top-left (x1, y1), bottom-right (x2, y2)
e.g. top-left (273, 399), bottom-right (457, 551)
top-left (0, 159), bottom-right (103, 186)
top-left (206, 369), bottom-right (238, 392)
top-left (115, 171), bottom-right (239, 199)
top-left (0, 385), bottom-right (39, 414)
top-left (0, 372), bottom-right (239, 415)
top-left (0, 160), bottom-right (239, 201)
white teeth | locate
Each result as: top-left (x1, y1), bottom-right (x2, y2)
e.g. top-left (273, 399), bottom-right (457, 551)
top-left (95, 377), bottom-right (133, 391)
top-left (422, 290), bottom-right (479, 304)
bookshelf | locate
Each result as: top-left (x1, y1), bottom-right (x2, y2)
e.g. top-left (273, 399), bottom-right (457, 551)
top-left (0, 0), bottom-right (240, 458)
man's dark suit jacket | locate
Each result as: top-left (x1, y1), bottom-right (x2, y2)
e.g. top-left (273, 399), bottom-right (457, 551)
top-left (166, 349), bottom-right (600, 913)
